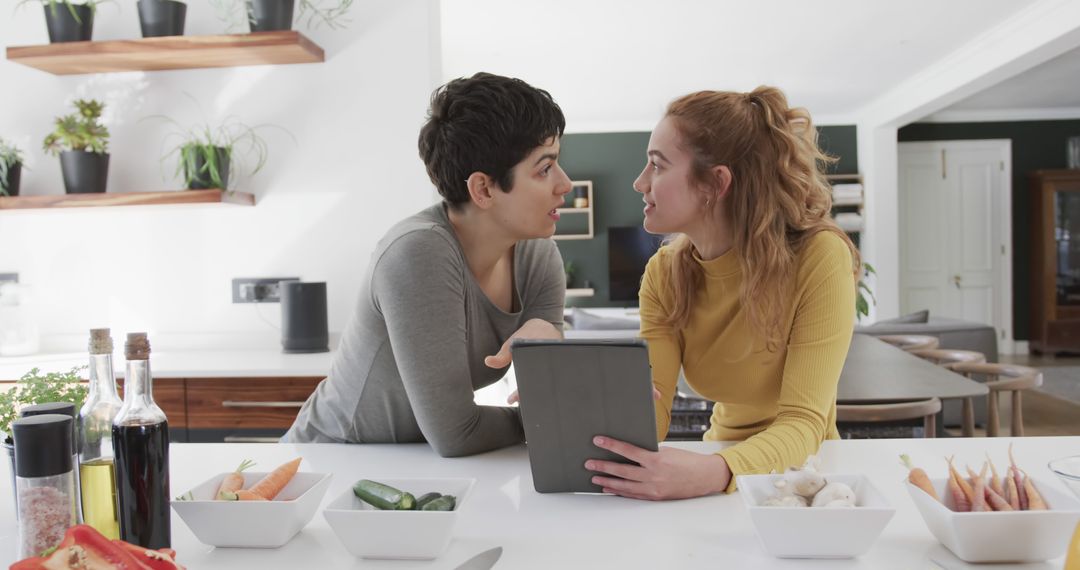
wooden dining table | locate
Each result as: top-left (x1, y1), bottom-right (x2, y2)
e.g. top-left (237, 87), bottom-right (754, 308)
top-left (837, 334), bottom-right (989, 435)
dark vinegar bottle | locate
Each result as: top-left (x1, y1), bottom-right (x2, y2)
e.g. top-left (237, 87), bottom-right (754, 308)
top-left (112, 332), bottom-right (171, 549)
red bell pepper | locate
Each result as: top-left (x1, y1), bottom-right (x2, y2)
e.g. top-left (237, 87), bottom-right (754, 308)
top-left (9, 525), bottom-right (184, 570)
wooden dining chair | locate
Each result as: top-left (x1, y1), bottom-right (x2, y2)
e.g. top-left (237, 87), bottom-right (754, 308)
top-left (946, 362), bottom-right (1043, 437)
top-left (876, 335), bottom-right (940, 352)
top-left (909, 348), bottom-right (987, 436)
top-left (836, 398), bottom-right (942, 438)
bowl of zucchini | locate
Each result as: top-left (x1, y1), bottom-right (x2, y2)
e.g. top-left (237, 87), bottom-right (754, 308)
top-left (323, 477), bottom-right (476, 559)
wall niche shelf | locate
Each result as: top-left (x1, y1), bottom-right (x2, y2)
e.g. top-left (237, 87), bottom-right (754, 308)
top-left (553, 181), bottom-right (594, 240)
top-left (0, 189), bottom-right (254, 211)
top-left (6, 31), bottom-right (324, 75)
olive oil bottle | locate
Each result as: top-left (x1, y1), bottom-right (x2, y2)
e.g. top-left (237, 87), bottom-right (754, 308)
top-left (78, 328), bottom-right (122, 539)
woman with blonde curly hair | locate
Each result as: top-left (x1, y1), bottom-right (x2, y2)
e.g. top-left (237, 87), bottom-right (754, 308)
top-left (585, 86), bottom-right (860, 500)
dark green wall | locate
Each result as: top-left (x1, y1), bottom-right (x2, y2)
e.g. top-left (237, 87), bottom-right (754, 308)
top-left (897, 119), bottom-right (1080, 340)
top-left (556, 125), bottom-right (859, 307)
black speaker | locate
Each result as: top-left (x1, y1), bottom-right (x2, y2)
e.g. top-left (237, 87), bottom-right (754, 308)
top-left (280, 281), bottom-right (328, 353)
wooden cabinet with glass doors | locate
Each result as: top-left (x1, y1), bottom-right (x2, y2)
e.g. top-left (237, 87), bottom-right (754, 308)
top-left (1030, 169), bottom-right (1080, 353)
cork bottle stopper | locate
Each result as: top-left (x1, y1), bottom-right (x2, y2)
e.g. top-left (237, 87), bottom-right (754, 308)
top-left (88, 328), bottom-right (113, 355)
top-left (125, 332), bottom-right (151, 361)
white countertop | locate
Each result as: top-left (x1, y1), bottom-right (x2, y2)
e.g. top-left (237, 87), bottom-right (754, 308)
top-left (2, 437), bottom-right (1077, 569)
top-left (0, 349), bottom-right (335, 380)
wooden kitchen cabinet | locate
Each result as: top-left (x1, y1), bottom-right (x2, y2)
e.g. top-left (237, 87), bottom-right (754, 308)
top-left (184, 377), bottom-right (322, 440)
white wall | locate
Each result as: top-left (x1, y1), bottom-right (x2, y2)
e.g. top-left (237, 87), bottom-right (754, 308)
top-left (0, 1), bottom-right (440, 351)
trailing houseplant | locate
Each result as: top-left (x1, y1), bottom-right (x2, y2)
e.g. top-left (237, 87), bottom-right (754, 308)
top-left (211, 0), bottom-right (354, 32)
top-left (152, 116), bottom-right (276, 191)
top-left (16, 0), bottom-right (112, 43)
top-left (0, 138), bottom-right (25, 197)
top-left (43, 99), bottom-right (111, 194)
top-left (856, 262), bottom-right (876, 322)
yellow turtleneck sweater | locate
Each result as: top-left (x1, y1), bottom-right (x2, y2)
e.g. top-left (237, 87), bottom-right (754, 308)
top-left (639, 231), bottom-right (855, 492)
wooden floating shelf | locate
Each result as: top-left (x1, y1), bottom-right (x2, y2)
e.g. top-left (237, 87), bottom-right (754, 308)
top-left (6, 31), bottom-right (324, 75)
top-left (565, 288), bottom-right (595, 298)
top-left (0, 189), bottom-right (255, 210)
top-left (556, 207), bottom-right (590, 214)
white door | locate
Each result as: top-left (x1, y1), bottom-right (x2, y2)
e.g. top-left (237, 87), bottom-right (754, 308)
top-left (898, 140), bottom-right (1012, 347)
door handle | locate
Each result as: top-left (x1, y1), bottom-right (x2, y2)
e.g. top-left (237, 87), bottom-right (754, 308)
top-left (953, 275), bottom-right (962, 289)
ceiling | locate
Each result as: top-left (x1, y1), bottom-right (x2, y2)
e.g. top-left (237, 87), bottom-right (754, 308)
top-left (928, 45), bottom-right (1080, 120)
top-left (439, 0), bottom-right (1044, 130)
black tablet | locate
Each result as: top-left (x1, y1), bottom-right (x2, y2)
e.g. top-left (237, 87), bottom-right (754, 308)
top-left (511, 338), bottom-right (659, 493)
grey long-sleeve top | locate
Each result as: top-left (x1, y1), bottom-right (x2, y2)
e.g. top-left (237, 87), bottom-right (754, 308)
top-left (283, 203), bottom-right (566, 456)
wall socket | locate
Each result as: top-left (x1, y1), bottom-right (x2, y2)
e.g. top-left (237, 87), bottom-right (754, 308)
top-left (232, 277), bottom-right (300, 303)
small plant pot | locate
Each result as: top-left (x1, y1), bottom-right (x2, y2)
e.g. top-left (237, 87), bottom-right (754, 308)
top-left (247, 0), bottom-right (295, 32)
top-left (137, 0), bottom-right (187, 38)
top-left (44, 3), bottom-right (94, 43)
top-left (2, 163), bottom-right (21, 197)
top-left (182, 145), bottom-right (230, 190)
top-left (60, 150), bottom-right (109, 194)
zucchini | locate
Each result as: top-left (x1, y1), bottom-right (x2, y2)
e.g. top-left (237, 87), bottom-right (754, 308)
top-left (415, 492), bottom-right (442, 509)
top-left (353, 480), bottom-right (414, 510)
top-left (420, 495), bottom-right (456, 511)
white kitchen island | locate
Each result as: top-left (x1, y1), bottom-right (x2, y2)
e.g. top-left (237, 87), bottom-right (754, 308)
top-left (2, 437), bottom-right (1078, 569)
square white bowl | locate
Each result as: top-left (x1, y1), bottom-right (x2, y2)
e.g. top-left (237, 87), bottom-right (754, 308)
top-left (906, 476), bottom-right (1080, 563)
top-left (737, 473), bottom-right (895, 558)
top-left (171, 471), bottom-right (332, 548)
top-left (323, 478), bottom-right (476, 560)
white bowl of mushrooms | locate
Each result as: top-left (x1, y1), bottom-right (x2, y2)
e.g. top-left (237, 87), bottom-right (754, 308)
top-left (736, 458), bottom-right (895, 558)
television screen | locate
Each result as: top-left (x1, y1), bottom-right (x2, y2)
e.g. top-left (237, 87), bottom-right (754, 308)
top-left (608, 226), bottom-right (666, 303)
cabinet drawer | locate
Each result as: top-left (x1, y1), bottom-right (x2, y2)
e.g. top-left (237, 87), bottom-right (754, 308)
top-left (186, 377), bottom-right (322, 429)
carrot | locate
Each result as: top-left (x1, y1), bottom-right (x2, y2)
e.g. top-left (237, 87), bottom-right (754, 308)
top-left (1008, 445), bottom-right (1029, 510)
top-left (986, 453), bottom-right (1004, 498)
top-left (965, 464), bottom-right (982, 490)
top-left (1005, 467), bottom-right (1021, 510)
top-left (901, 454), bottom-right (939, 502)
top-left (220, 489), bottom-right (268, 501)
top-left (947, 456), bottom-right (975, 508)
top-left (246, 457), bottom-right (302, 500)
top-left (971, 464), bottom-right (989, 512)
top-left (1022, 469), bottom-right (1048, 510)
top-left (216, 459), bottom-right (256, 500)
top-left (947, 467), bottom-right (971, 512)
top-left (984, 484), bottom-right (1014, 511)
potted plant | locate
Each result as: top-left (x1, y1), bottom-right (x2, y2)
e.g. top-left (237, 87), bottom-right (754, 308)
top-left (17, 0), bottom-right (109, 43)
top-left (0, 139), bottom-right (25, 198)
top-left (212, 0), bottom-right (353, 32)
top-left (856, 262), bottom-right (876, 322)
top-left (155, 116), bottom-right (275, 191)
top-left (43, 99), bottom-right (110, 195)
top-left (137, 0), bottom-right (186, 38)
top-left (0, 367), bottom-right (88, 505)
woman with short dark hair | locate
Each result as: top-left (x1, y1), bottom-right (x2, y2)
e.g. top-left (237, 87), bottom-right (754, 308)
top-left (284, 73), bottom-right (571, 456)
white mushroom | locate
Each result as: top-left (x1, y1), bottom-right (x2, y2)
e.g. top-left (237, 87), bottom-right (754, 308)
top-left (762, 479), bottom-right (809, 507)
top-left (782, 457), bottom-right (827, 498)
top-left (810, 482), bottom-right (857, 508)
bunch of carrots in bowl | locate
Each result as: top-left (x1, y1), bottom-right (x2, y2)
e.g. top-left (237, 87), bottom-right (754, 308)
top-left (171, 457), bottom-right (333, 548)
top-left (902, 446), bottom-right (1080, 563)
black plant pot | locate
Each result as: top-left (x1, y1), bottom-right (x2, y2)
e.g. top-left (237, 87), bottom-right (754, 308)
top-left (2, 163), bottom-right (21, 197)
top-left (182, 146), bottom-right (230, 190)
top-left (44, 3), bottom-right (94, 43)
top-left (247, 0), bottom-right (295, 32)
top-left (60, 150), bottom-right (109, 194)
top-left (137, 0), bottom-right (187, 38)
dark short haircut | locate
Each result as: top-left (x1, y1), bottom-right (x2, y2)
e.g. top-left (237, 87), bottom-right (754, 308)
top-left (418, 72), bottom-right (566, 208)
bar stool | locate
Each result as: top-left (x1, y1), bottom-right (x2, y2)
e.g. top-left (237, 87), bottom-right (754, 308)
top-left (910, 348), bottom-right (987, 436)
top-left (947, 362), bottom-right (1043, 437)
top-left (876, 335), bottom-right (940, 352)
top-left (836, 398), bottom-right (943, 438)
